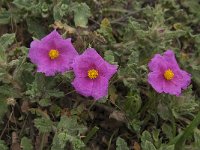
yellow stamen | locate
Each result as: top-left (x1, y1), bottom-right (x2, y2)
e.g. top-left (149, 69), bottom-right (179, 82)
top-left (164, 69), bottom-right (174, 80)
top-left (88, 69), bottom-right (98, 79)
top-left (49, 49), bottom-right (59, 59)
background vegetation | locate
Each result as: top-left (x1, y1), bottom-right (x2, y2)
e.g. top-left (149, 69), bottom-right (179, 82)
top-left (0, 0), bottom-right (200, 149)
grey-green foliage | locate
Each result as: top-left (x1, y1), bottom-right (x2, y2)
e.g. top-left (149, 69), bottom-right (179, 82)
top-left (97, 18), bottom-right (116, 43)
top-left (194, 128), bottom-right (200, 149)
top-left (170, 87), bottom-right (198, 119)
top-left (141, 131), bottom-right (158, 150)
top-left (104, 50), bottom-right (118, 65)
top-left (72, 3), bottom-right (91, 28)
top-left (34, 117), bottom-right (53, 133)
top-left (0, 33), bottom-right (15, 51)
top-left (20, 137), bottom-right (33, 150)
top-left (53, 0), bottom-right (69, 21)
top-left (51, 116), bottom-right (87, 150)
top-left (25, 73), bottom-right (64, 103)
top-left (0, 33), bottom-right (15, 65)
top-left (0, 95), bottom-right (8, 122)
top-left (125, 91), bottom-right (142, 117)
top-left (0, 140), bottom-right (8, 150)
top-left (0, 9), bottom-right (11, 24)
top-left (116, 137), bottom-right (129, 150)
top-left (142, 141), bottom-right (157, 150)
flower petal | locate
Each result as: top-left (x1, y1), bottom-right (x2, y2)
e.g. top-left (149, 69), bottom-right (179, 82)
top-left (163, 80), bottom-right (181, 96)
top-left (72, 77), bottom-right (94, 97)
top-left (172, 69), bottom-right (191, 90)
top-left (28, 40), bottom-right (50, 65)
top-left (163, 50), bottom-right (179, 70)
top-left (28, 30), bottom-right (78, 76)
top-left (98, 62), bottom-right (117, 80)
top-left (148, 54), bottom-right (167, 72)
top-left (91, 76), bottom-right (109, 100)
top-left (148, 71), bottom-right (164, 93)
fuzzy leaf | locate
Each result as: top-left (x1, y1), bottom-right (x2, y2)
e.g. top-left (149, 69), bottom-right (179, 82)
top-left (73, 3), bottom-right (91, 28)
top-left (0, 96), bottom-right (8, 122)
top-left (0, 33), bottom-right (15, 51)
top-left (142, 141), bottom-right (157, 150)
top-left (116, 137), bottom-right (129, 150)
top-left (194, 128), bottom-right (200, 148)
top-left (20, 137), bottom-right (33, 150)
top-left (0, 140), bottom-right (8, 150)
top-left (0, 10), bottom-right (11, 25)
top-left (34, 117), bottom-right (53, 133)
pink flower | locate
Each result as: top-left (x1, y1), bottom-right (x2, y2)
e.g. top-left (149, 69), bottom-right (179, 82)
top-left (148, 50), bottom-right (191, 96)
top-left (28, 30), bottom-right (78, 76)
top-left (72, 48), bottom-right (117, 100)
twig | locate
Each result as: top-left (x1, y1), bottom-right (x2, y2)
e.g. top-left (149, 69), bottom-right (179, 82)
top-left (0, 109), bottom-right (13, 139)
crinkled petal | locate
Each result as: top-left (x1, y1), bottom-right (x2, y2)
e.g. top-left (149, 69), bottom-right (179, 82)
top-left (28, 30), bottom-right (78, 76)
top-left (148, 71), bottom-right (164, 93)
top-left (172, 69), bottom-right (191, 90)
top-left (163, 80), bottom-right (181, 96)
top-left (98, 62), bottom-right (118, 80)
top-left (91, 76), bottom-right (109, 100)
top-left (148, 54), bottom-right (167, 72)
top-left (81, 48), bottom-right (105, 66)
top-left (72, 56), bottom-right (92, 77)
top-left (28, 40), bottom-right (50, 65)
top-left (72, 48), bottom-right (117, 100)
top-left (41, 30), bottom-right (62, 47)
top-left (163, 50), bottom-right (179, 70)
top-left (72, 48), bottom-right (107, 78)
top-left (72, 77), bottom-right (93, 97)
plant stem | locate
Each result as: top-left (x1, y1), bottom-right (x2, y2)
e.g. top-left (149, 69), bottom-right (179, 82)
top-left (83, 126), bottom-right (99, 144)
top-left (175, 111), bottom-right (200, 150)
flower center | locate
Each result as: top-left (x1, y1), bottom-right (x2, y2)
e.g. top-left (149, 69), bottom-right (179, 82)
top-left (164, 69), bottom-right (174, 80)
top-left (88, 69), bottom-right (98, 79)
top-left (49, 49), bottom-right (59, 59)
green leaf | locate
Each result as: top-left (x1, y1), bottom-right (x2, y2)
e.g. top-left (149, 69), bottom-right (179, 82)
top-left (64, 134), bottom-right (85, 150)
top-left (0, 33), bottom-right (15, 51)
top-left (104, 50), bottom-right (117, 65)
top-left (0, 96), bottom-right (8, 122)
top-left (0, 140), bottom-right (8, 150)
top-left (34, 117), bottom-right (53, 133)
top-left (194, 128), bottom-right (200, 148)
top-left (97, 18), bottom-right (115, 43)
top-left (157, 102), bottom-right (171, 121)
top-left (128, 119), bottom-right (141, 133)
top-left (72, 3), bottom-right (91, 28)
top-left (142, 141), bottom-right (157, 150)
top-left (26, 18), bottom-right (47, 39)
top-left (57, 116), bottom-right (87, 135)
top-left (141, 131), bottom-right (153, 143)
top-left (13, 0), bottom-right (34, 9)
top-left (47, 90), bottom-right (64, 98)
top-left (125, 91), bottom-right (141, 116)
top-left (159, 145), bottom-right (174, 150)
top-left (162, 123), bottom-right (173, 140)
top-left (38, 99), bottom-right (51, 107)
top-left (0, 10), bottom-right (11, 25)
top-left (20, 137), bottom-right (33, 150)
top-left (53, 2), bottom-right (69, 21)
top-left (52, 116), bottom-right (87, 150)
top-left (175, 111), bottom-right (200, 150)
top-left (116, 137), bottom-right (129, 150)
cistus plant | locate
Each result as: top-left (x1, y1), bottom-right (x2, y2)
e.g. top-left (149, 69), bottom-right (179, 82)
top-left (0, 0), bottom-right (200, 150)
top-left (28, 30), bottom-right (78, 76)
top-left (148, 50), bottom-right (191, 96)
top-left (72, 48), bottom-right (117, 100)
